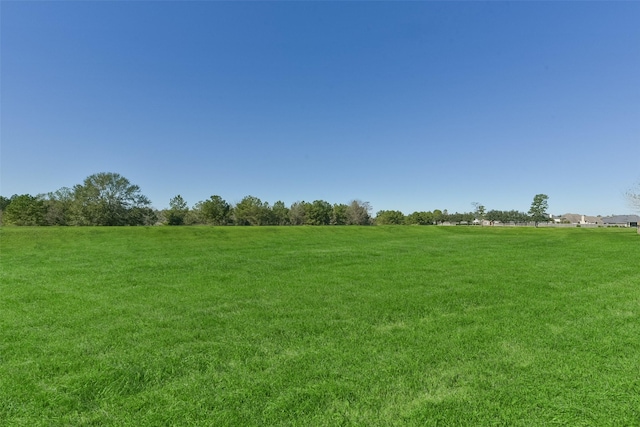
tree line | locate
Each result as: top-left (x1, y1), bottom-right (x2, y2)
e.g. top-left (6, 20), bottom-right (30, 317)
top-left (0, 172), bottom-right (551, 227)
top-left (375, 208), bottom-right (533, 226)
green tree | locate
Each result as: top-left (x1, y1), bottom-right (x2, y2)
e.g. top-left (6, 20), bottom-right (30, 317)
top-left (72, 172), bottom-right (151, 226)
top-left (272, 201), bottom-right (290, 225)
top-left (0, 196), bottom-right (11, 211)
top-left (289, 201), bottom-right (308, 225)
top-left (307, 200), bottom-right (332, 225)
top-left (43, 187), bottom-right (74, 225)
top-left (528, 194), bottom-right (549, 227)
top-left (485, 209), bottom-right (503, 224)
top-left (472, 202), bottom-right (486, 224)
top-left (448, 212), bottom-right (464, 225)
top-left (406, 211), bottom-right (432, 225)
top-left (166, 195), bottom-right (188, 225)
top-left (127, 207), bottom-right (158, 226)
top-left (432, 209), bottom-right (444, 225)
top-left (508, 210), bottom-right (529, 225)
top-left (0, 195), bottom-right (11, 226)
top-left (234, 196), bottom-right (269, 225)
top-left (332, 203), bottom-right (348, 225)
top-left (4, 194), bottom-right (46, 226)
top-left (375, 210), bottom-right (405, 225)
top-left (198, 195), bottom-right (231, 225)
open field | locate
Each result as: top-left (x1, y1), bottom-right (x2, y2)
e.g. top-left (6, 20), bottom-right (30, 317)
top-left (1, 226), bottom-right (639, 426)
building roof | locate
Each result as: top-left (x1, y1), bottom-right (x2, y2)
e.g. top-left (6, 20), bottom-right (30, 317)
top-left (602, 215), bottom-right (640, 224)
top-left (561, 213), bottom-right (602, 224)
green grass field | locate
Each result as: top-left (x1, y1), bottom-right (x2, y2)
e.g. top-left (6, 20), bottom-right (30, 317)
top-left (1, 226), bottom-right (639, 426)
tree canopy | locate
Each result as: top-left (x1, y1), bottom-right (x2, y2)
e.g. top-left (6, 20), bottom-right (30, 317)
top-left (375, 210), bottom-right (406, 225)
top-left (72, 172), bottom-right (152, 226)
top-left (3, 194), bottom-right (46, 226)
top-left (528, 194), bottom-right (549, 226)
top-left (166, 195), bottom-right (188, 225)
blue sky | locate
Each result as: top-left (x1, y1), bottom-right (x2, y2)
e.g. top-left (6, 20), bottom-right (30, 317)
top-left (2, 1), bottom-right (639, 216)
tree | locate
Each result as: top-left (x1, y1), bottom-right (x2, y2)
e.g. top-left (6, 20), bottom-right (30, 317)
top-left (472, 202), bottom-right (486, 224)
top-left (307, 200), bottom-right (332, 225)
top-left (332, 203), bottom-right (348, 225)
top-left (234, 195), bottom-right (269, 225)
top-left (0, 196), bottom-right (11, 211)
top-left (627, 182), bottom-right (640, 213)
top-left (127, 207), bottom-right (158, 226)
top-left (448, 212), bottom-right (464, 225)
top-left (528, 194), bottom-right (549, 227)
top-left (166, 195), bottom-right (188, 225)
top-left (345, 200), bottom-right (372, 225)
top-left (432, 209), bottom-right (443, 225)
top-left (375, 210), bottom-right (405, 225)
top-left (485, 209), bottom-right (502, 224)
top-left (0, 195), bottom-right (11, 226)
top-left (272, 201), bottom-right (290, 225)
top-left (628, 182), bottom-right (640, 235)
top-left (43, 187), bottom-right (74, 225)
top-left (405, 211), bottom-right (432, 225)
top-left (289, 201), bottom-right (308, 225)
top-left (72, 172), bottom-right (151, 226)
top-left (3, 194), bottom-right (46, 226)
top-left (197, 195), bottom-right (231, 225)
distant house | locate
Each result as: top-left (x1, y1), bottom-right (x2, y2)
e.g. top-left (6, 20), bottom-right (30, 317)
top-left (602, 215), bottom-right (640, 227)
top-left (551, 216), bottom-right (563, 224)
top-left (560, 213), bottom-right (602, 225)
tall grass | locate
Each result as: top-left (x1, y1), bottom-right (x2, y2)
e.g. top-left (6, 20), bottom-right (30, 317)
top-left (1, 226), bottom-right (639, 425)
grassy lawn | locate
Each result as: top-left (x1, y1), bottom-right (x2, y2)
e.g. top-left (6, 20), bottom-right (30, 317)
top-left (1, 226), bottom-right (639, 426)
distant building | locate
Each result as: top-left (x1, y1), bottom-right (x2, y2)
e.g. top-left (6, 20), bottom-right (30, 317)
top-left (602, 215), bottom-right (640, 227)
top-left (560, 213), bottom-right (602, 225)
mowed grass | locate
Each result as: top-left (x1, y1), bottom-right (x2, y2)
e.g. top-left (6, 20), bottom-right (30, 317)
top-left (1, 226), bottom-right (639, 426)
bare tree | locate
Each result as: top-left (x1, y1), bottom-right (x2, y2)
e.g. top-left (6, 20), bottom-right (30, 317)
top-left (472, 202), bottom-right (486, 224)
top-left (346, 200), bottom-right (372, 225)
top-left (627, 182), bottom-right (640, 213)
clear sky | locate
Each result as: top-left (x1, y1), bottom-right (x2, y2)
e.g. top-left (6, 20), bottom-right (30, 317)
top-left (1, 1), bottom-right (639, 216)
